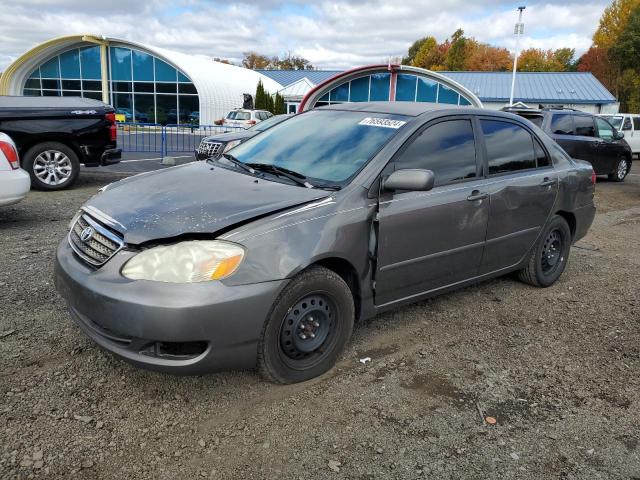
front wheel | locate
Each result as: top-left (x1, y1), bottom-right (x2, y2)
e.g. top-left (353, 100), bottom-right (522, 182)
top-left (518, 215), bottom-right (572, 288)
top-left (258, 266), bottom-right (354, 384)
top-left (22, 142), bottom-right (80, 191)
top-left (608, 156), bottom-right (630, 182)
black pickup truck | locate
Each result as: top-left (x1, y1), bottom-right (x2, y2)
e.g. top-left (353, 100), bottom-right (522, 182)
top-left (0, 96), bottom-right (121, 190)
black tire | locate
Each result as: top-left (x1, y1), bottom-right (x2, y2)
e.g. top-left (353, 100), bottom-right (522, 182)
top-left (258, 266), bottom-right (354, 384)
top-left (518, 215), bottom-right (572, 288)
top-left (22, 142), bottom-right (80, 191)
top-left (608, 155), bottom-right (630, 182)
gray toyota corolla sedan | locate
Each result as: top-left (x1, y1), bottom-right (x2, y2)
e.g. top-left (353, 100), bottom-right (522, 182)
top-left (55, 102), bottom-right (596, 384)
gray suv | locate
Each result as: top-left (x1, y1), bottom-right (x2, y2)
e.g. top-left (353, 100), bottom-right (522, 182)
top-left (55, 103), bottom-right (596, 384)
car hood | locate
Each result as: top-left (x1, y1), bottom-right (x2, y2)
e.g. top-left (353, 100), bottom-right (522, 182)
top-left (202, 131), bottom-right (256, 143)
top-left (85, 162), bottom-right (330, 245)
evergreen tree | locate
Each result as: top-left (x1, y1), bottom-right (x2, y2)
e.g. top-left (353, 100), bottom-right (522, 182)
top-left (274, 93), bottom-right (286, 114)
top-left (255, 80), bottom-right (266, 110)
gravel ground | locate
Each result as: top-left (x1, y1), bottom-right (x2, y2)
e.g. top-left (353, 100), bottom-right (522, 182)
top-left (1, 167), bottom-right (639, 479)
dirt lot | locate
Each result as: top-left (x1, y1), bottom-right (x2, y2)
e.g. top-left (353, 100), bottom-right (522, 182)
top-left (1, 166), bottom-right (639, 480)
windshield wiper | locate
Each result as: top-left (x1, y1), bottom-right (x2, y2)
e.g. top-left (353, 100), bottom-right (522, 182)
top-left (214, 153), bottom-right (256, 175)
top-left (246, 163), bottom-right (313, 188)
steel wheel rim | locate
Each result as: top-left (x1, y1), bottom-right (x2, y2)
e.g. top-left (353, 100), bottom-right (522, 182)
top-left (33, 150), bottom-right (72, 185)
top-left (617, 158), bottom-right (628, 179)
top-left (279, 293), bottom-right (337, 368)
top-left (540, 229), bottom-right (563, 275)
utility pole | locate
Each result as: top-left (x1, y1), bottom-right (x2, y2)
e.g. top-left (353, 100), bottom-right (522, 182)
top-left (509, 6), bottom-right (526, 106)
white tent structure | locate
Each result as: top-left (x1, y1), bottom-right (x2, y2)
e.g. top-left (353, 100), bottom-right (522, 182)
top-left (0, 34), bottom-right (282, 124)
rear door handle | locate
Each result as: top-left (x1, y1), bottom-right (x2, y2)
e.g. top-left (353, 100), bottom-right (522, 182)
top-left (467, 190), bottom-right (488, 202)
top-left (540, 177), bottom-right (555, 187)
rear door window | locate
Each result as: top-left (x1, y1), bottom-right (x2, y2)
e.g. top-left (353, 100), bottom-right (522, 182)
top-left (574, 116), bottom-right (596, 137)
top-left (550, 114), bottom-right (574, 135)
top-left (481, 119), bottom-right (537, 174)
top-left (633, 117), bottom-right (640, 131)
top-left (394, 119), bottom-right (477, 186)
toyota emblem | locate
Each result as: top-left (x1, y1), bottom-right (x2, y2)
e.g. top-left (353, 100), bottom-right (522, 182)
top-left (80, 226), bottom-right (94, 243)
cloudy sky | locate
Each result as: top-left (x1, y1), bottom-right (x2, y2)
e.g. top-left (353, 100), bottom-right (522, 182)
top-left (0, 0), bottom-right (608, 71)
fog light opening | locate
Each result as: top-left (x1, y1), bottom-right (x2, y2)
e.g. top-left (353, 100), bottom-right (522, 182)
top-left (140, 341), bottom-right (208, 360)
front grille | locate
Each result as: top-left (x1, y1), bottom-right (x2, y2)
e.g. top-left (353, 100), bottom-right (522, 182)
top-left (197, 140), bottom-right (223, 157)
top-left (68, 213), bottom-right (124, 267)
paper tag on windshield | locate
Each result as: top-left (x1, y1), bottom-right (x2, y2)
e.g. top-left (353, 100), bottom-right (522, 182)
top-left (359, 117), bottom-right (406, 129)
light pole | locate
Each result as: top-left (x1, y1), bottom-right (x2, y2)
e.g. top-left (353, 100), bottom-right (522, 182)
top-left (509, 6), bottom-right (526, 106)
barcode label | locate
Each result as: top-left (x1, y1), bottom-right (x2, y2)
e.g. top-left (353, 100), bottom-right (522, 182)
top-left (359, 117), bottom-right (406, 129)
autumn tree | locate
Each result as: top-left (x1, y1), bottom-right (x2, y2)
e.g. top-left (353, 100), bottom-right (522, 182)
top-left (593, 0), bottom-right (640, 49)
top-left (411, 37), bottom-right (441, 69)
top-left (465, 43), bottom-right (512, 71)
top-left (402, 37), bottom-right (431, 64)
top-left (243, 52), bottom-right (270, 70)
top-left (445, 29), bottom-right (467, 70)
top-left (516, 48), bottom-right (575, 72)
top-left (243, 51), bottom-right (314, 70)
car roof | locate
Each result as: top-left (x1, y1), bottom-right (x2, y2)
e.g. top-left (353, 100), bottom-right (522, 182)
top-left (316, 101), bottom-right (531, 123)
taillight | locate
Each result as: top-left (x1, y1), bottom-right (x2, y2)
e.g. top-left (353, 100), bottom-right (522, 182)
top-left (105, 112), bottom-right (117, 142)
top-left (246, 120), bottom-right (257, 125)
top-left (591, 169), bottom-right (597, 185)
top-left (0, 140), bottom-right (19, 170)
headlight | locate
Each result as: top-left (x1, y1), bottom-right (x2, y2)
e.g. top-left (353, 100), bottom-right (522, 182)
top-left (121, 240), bottom-right (245, 283)
top-left (223, 140), bottom-right (241, 153)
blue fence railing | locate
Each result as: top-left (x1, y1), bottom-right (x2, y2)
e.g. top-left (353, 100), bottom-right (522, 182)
top-left (116, 123), bottom-right (245, 158)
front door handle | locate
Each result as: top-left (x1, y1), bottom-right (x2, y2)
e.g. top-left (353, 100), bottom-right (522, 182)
top-left (540, 177), bottom-right (555, 187)
top-left (467, 190), bottom-right (488, 202)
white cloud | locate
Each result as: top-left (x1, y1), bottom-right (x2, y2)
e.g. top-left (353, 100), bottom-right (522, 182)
top-left (0, 0), bottom-right (608, 71)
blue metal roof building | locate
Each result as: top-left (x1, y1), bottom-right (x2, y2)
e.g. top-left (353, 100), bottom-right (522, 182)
top-left (258, 69), bottom-right (619, 114)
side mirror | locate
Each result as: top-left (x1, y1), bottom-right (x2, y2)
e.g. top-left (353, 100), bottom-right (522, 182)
top-left (615, 130), bottom-right (625, 140)
top-left (383, 169), bottom-right (435, 192)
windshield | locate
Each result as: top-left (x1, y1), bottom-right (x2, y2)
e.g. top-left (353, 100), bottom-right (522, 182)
top-left (602, 115), bottom-right (623, 129)
top-left (250, 114), bottom-right (291, 132)
top-left (228, 110), bottom-right (408, 184)
top-left (227, 111), bottom-right (250, 120)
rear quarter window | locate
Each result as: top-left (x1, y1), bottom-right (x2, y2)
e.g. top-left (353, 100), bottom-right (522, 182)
top-left (550, 114), bottom-right (573, 135)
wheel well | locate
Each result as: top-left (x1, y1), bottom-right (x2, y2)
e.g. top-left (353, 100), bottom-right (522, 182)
top-left (23, 139), bottom-right (82, 163)
top-left (555, 210), bottom-right (576, 239)
top-left (314, 258), bottom-right (362, 321)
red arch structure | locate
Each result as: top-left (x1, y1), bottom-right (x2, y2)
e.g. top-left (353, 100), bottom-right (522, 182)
top-left (299, 64), bottom-right (483, 111)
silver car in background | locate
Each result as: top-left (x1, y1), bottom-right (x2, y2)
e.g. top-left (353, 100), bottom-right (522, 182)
top-left (0, 132), bottom-right (30, 206)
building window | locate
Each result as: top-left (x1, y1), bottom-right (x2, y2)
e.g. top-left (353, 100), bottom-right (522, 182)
top-left (23, 46), bottom-right (102, 99)
top-left (23, 45), bottom-right (199, 125)
top-left (312, 72), bottom-right (472, 108)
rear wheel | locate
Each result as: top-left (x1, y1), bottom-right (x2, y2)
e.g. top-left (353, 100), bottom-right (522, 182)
top-left (608, 156), bottom-right (630, 182)
top-left (258, 266), bottom-right (354, 384)
top-left (518, 215), bottom-right (572, 288)
top-left (22, 142), bottom-right (80, 191)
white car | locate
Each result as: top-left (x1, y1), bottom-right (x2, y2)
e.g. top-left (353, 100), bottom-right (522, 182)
top-left (222, 109), bottom-right (273, 129)
top-left (599, 113), bottom-right (640, 155)
top-left (0, 132), bottom-right (30, 206)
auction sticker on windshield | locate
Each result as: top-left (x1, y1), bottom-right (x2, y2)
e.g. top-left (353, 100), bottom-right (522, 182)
top-left (359, 117), bottom-right (406, 129)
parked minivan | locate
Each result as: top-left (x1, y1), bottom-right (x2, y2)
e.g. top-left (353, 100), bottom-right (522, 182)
top-left (599, 113), bottom-right (640, 156)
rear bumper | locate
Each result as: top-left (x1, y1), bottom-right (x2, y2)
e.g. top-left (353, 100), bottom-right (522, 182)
top-left (0, 168), bottom-right (30, 206)
top-left (81, 146), bottom-right (121, 167)
top-left (100, 148), bottom-right (122, 165)
top-left (54, 239), bottom-right (287, 374)
top-left (573, 203), bottom-right (596, 243)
